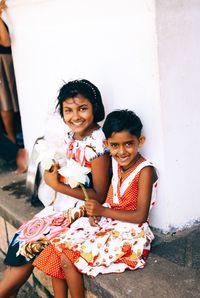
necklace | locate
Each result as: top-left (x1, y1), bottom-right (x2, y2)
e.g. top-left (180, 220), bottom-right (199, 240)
top-left (73, 124), bottom-right (100, 141)
top-left (120, 152), bottom-right (142, 174)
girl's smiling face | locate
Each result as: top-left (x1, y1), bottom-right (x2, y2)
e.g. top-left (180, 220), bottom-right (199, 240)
top-left (105, 130), bottom-right (145, 171)
top-left (63, 95), bottom-right (95, 139)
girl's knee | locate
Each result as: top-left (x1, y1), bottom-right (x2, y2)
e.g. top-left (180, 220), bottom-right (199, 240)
top-left (60, 253), bottom-right (72, 270)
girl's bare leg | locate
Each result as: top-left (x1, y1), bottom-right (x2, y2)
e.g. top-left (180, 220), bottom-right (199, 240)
top-left (52, 277), bottom-right (68, 298)
top-left (61, 253), bottom-right (85, 298)
top-left (16, 148), bottom-right (28, 173)
top-left (0, 262), bottom-right (33, 298)
top-left (0, 110), bottom-right (16, 144)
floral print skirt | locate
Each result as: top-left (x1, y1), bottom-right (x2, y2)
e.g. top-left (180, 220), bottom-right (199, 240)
top-left (4, 203), bottom-right (85, 266)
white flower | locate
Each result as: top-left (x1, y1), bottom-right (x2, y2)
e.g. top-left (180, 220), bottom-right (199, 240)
top-left (34, 139), bottom-right (65, 170)
top-left (58, 159), bottom-right (91, 188)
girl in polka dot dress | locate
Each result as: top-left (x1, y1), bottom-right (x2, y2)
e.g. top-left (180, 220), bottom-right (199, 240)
top-left (34, 109), bottom-right (158, 298)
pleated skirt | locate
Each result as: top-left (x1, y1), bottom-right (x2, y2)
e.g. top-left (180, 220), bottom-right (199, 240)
top-left (0, 54), bottom-right (19, 112)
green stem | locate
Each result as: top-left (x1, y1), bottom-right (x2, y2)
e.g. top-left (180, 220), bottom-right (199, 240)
top-left (79, 183), bottom-right (89, 201)
top-left (79, 183), bottom-right (98, 224)
top-left (51, 191), bottom-right (57, 210)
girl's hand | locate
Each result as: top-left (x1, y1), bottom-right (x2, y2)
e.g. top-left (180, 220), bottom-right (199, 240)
top-left (89, 216), bottom-right (101, 227)
top-left (85, 199), bottom-right (104, 217)
top-left (44, 163), bottom-right (60, 190)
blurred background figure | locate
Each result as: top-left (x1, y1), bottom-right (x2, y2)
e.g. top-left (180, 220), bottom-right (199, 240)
top-left (0, 0), bottom-right (27, 173)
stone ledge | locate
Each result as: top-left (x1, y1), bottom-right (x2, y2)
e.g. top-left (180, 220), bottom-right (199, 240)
top-left (83, 254), bottom-right (199, 298)
top-left (0, 170), bottom-right (200, 297)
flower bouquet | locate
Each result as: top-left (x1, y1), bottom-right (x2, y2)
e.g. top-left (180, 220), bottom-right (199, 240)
top-left (58, 158), bottom-right (91, 199)
top-left (58, 159), bottom-right (99, 223)
top-left (33, 138), bottom-right (66, 207)
top-left (35, 139), bottom-right (93, 216)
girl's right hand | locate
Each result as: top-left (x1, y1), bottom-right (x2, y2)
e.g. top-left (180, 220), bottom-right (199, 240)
top-left (85, 199), bottom-right (104, 217)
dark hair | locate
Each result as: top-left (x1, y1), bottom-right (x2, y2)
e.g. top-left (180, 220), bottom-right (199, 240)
top-left (56, 79), bottom-right (105, 122)
top-left (103, 109), bottom-right (143, 138)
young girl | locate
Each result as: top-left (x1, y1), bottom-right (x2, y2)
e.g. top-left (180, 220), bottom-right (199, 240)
top-left (38, 109), bottom-right (158, 298)
top-left (0, 79), bottom-right (110, 298)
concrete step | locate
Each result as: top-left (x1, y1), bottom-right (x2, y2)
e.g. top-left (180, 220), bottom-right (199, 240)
top-left (0, 251), bottom-right (39, 298)
top-left (0, 163), bottom-right (199, 298)
top-left (152, 226), bottom-right (200, 270)
top-left (84, 253), bottom-right (199, 298)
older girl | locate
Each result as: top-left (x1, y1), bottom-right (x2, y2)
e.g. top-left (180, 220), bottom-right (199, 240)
top-left (0, 79), bottom-right (110, 298)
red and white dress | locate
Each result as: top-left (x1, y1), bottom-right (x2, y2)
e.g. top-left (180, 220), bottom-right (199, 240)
top-left (34, 158), bottom-right (157, 278)
top-left (4, 128), bottom-right (107, 267)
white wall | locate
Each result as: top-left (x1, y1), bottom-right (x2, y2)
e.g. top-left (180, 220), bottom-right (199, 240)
top-left (5, 0), bottom-right (161, 157)
top-left (4, 0), bottom-right (200, 232)
top-left (156, 0), bottom-right (200, 230)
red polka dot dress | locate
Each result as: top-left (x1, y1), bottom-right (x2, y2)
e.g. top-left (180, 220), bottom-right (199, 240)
top-left (34, 157), bottom-right (157, 278)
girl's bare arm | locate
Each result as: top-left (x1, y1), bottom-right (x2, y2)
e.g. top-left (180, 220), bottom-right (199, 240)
top-left (44, 154), bottom-right (111, 203)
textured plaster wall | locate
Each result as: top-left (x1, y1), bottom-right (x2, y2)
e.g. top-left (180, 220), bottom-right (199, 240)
top-left (155, 0), bottom-right (200, 230)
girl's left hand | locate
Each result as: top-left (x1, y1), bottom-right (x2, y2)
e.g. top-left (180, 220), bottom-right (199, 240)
top-left (85, 199), bottom-right (104, 217)
top-left (89, 216), bottom-right (100, 227)
top-left (44, 163), bottom-right (60, 190)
